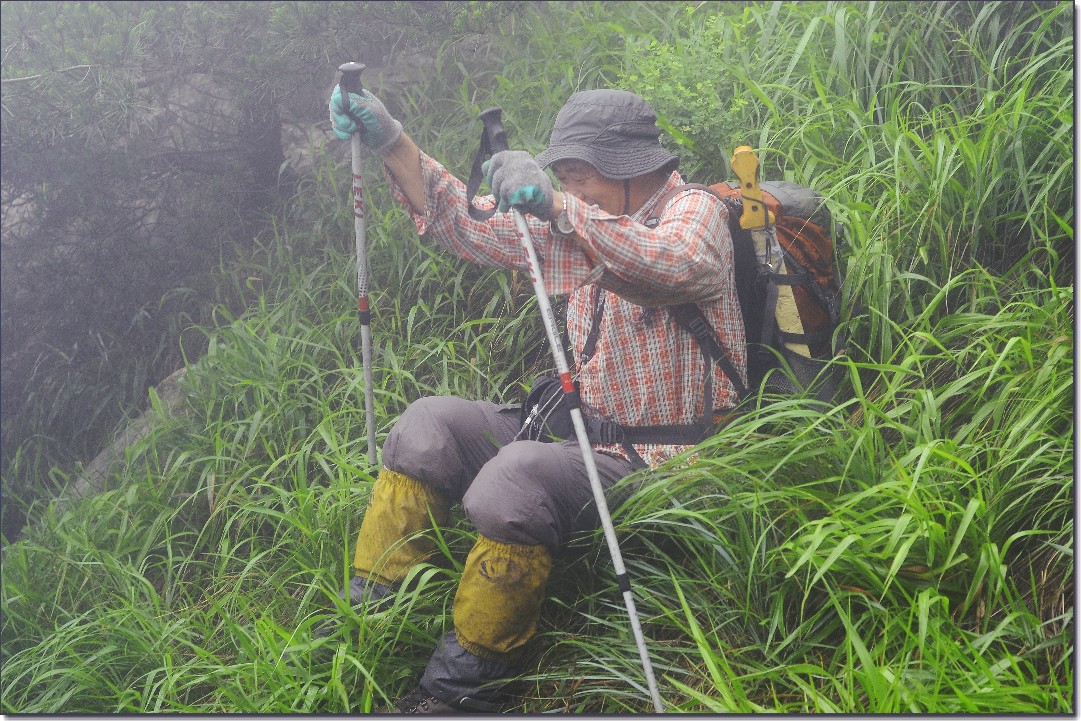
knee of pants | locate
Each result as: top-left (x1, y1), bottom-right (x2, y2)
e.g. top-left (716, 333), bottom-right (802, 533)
top-left (461, 442), bottom-right (563, 548)
top-left (381, 396), bottom-right (467, 496)
top-left (383, 396), bottom-right (453, 458)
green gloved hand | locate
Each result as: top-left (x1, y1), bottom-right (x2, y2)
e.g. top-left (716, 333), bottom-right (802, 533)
top-left (483, 150), bottom-right (555, 220)
top-left (329, 85), bottom-right (403, 155)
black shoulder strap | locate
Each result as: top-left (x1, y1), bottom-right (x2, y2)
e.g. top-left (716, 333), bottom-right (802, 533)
top-left (552, 296), bottom-right (572, 358)
top-left (669, 302), bottom-right (748, 400)
top-left (580, 286), bottom-right (606, 366)
top-left (646, 185), bottom-right (748, 400)
top-left (554, 286), bottom-right (606, 369)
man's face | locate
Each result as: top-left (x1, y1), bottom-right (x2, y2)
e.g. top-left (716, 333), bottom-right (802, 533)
top-left (551, 159), bottom-right (624, 216)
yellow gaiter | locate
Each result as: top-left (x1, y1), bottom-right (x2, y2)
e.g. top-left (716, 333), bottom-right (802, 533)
top-left (353, 469), bottom-right (451, 586)
top-left (453, 535), bottom-right (553, 660)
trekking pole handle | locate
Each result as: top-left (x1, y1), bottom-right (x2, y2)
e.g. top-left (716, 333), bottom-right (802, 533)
top-left (481, 108), bottom-right (568, 379)
top-left (478, 106), bottom-right (510, 155)
top-left (337, 62), bottom-right (366, 125)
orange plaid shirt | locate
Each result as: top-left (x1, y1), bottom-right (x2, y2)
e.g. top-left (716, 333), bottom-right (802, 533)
top-left (388, 152), bottom-right (746, 467)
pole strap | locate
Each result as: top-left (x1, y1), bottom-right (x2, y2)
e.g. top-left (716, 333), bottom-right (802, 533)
top-left (466, 133), bottom-right (497, 221)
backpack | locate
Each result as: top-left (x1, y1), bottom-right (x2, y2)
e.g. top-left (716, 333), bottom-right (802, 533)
top-left (647, 176), bottom-right (846, 406)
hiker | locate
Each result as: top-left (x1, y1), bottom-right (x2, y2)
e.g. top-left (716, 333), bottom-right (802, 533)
top-left (327, 86), bottom-right (747, 713)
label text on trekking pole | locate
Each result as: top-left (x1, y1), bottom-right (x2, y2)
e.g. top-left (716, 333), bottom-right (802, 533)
top-left (353, 174), bottom-right (366, 219)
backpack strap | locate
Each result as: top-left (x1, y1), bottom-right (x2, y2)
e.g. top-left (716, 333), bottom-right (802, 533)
top-left (553, 284), bottom-right (606, 365)
top-left (669, 303), bottom-right (748, 399)
top-left (643, 184), bottom-right (748, 400)
top-left (584, 416), bottom-right (718, 446)
top-left (579, 285), bottom-right (606, 366)
top-left (760, 264), bottom-right (834, 349)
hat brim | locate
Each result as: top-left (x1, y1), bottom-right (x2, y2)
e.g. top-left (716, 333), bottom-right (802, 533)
top-left (537, 143), bottom-right (679, 181)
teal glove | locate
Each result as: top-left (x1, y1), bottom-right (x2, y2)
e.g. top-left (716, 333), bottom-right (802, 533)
top-left (483, 150), bottom-right (555, 220)
top-left (329, 85), bottom-right (403, 155)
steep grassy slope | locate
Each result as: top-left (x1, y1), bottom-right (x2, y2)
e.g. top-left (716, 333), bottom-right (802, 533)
top-left (1, 1), bottom-right (1072, 713)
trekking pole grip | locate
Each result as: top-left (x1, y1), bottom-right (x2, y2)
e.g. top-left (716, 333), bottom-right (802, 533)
top-left (337, 61), bottom-right (366, 125)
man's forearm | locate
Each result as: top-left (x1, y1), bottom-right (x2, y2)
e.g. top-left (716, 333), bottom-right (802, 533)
top-left (381, 133), bottom-right (426, 215)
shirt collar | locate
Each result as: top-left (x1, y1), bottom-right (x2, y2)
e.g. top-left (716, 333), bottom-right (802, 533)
top-left (630, 171), bottom-right (684, 224)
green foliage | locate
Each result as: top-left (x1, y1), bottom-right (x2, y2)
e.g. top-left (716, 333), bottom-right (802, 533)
top-left (1, 0), bottom-right (1073, 715)
top-left (623, 5), bottom-right (756, 181)
top-left (625, 0), bottom-right (1072, 367)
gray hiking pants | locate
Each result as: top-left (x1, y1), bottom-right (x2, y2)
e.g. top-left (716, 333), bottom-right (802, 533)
top-left (382, 395), bottom-right (635, 548)
top-left (380, 395), bottom-right (636, 702)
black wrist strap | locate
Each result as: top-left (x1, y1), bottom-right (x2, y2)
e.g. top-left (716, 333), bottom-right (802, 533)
top-left (466, 130), bottom-right (496, 221)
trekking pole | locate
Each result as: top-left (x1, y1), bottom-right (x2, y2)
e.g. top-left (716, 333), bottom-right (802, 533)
top-left (338, 61), bottom-right (378, 466)
top-left (474, 107), bottom-right (664, 713)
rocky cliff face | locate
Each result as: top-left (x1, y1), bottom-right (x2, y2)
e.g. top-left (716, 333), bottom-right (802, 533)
top-left (0, 69), bottom-right (289, 539)
top-left (1, 30), bottom-right (497, 538)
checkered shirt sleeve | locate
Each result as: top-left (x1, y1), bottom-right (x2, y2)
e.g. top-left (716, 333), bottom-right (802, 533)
top-left (386, 151), bottom-right (747, 468)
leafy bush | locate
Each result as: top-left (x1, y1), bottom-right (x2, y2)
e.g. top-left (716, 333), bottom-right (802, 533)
top-left (622, 6), bottom-right (755, 181)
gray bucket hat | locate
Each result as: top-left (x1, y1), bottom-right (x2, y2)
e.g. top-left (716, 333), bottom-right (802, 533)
top-left (535, 89), bottom-right (679, 180)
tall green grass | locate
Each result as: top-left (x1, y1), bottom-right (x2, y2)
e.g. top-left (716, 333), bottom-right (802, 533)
top-left (1, 1), bottom-right (1072, 714)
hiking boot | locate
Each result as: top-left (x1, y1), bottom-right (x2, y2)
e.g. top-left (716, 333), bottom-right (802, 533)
top-left (391, 685), bottom-right (501, 714)
top-left (340, 574), bottom-right (395, 611)
top-left (392, 686), bottom-right (457, 714)
top-left (313, 575), bottom-right (394, 639)
top-left (415, 630), bottom-right (519, 713)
